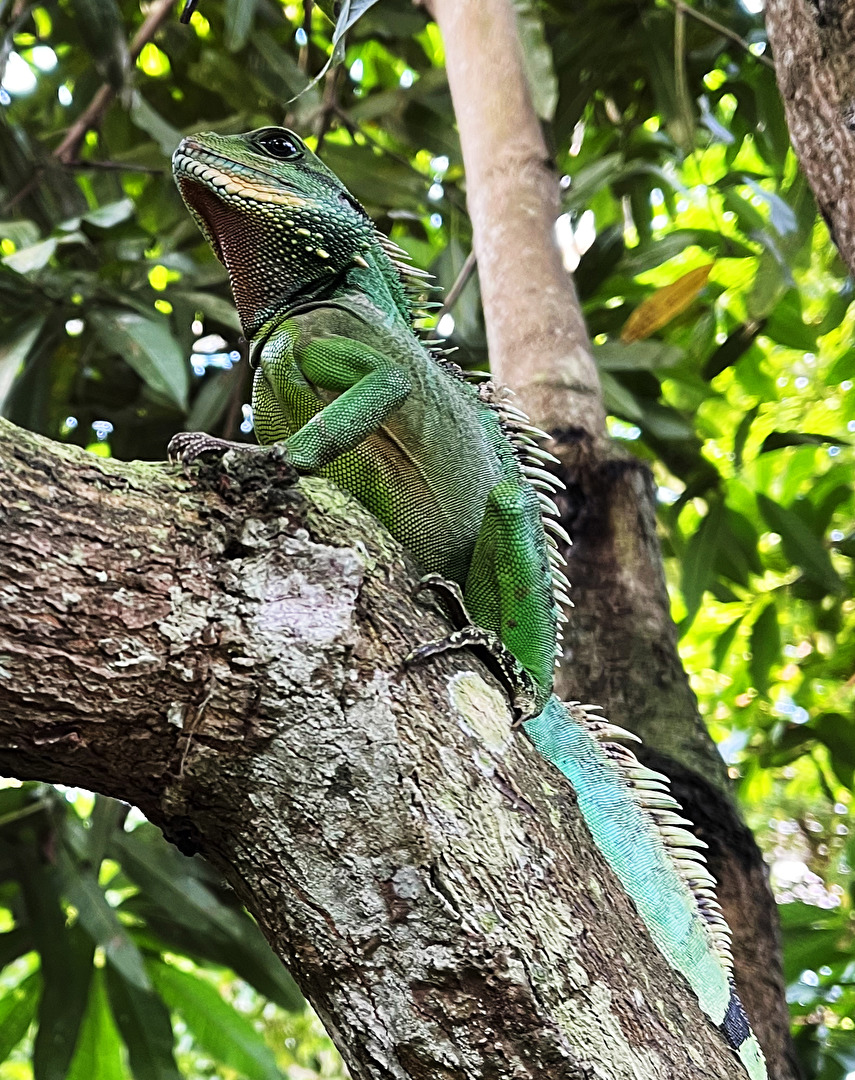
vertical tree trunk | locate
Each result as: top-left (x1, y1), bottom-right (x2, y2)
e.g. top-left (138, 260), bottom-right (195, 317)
top-left (429, 1), bottom-right (799, 1076)
top-left (766, 0), bottom-right (855, 276)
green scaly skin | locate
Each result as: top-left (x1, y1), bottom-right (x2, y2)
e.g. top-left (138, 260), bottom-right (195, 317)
top-left (170, 127), bottom-right (766, 1080)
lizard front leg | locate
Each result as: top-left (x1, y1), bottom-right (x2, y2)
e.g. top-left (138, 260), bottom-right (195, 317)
top-left (255, 327), bottom-right (412, 469)
top-left (170, 323), bottom-right (412, 474)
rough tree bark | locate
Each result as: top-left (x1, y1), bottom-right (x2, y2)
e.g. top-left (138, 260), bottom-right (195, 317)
top-left (0, 417), bottom-right (746, 1080)
top-left (766, 0), bottom-right (855, 276)
top-left (429, 1), bottom-right (798, 1077)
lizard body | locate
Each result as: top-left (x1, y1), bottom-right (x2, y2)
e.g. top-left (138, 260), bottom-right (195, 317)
top-left (171, 127), bottom-right (766, 1080)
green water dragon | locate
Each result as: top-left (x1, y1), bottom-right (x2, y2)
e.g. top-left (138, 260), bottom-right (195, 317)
top-left (168, 126), bottom-right (767, 1080)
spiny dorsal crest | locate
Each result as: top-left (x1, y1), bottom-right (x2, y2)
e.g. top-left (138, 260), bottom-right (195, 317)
top-left (577, 702), bottom-right (735, 970)
top-left (375, 231), bottom-right (438, 324)
top-left (476, 380), bottom-right (573, 658)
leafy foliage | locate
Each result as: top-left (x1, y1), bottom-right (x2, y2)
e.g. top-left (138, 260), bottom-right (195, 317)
top-left (0, 0), bottom-right (853, 1076)
top-left (0, 783), bottom-right (326, 1080)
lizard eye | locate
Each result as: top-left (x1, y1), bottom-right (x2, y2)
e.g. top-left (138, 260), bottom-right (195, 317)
top-left (254, 130), bottom-right (302, 161)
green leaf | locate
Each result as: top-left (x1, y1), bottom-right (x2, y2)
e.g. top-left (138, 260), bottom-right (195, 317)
top-left (0, 317), bottom-right (45, 412)
top-left (620, 230), bottom-right (754, 275)
top-left (733, 405), bottom-right (759, 468)
top-left (83, 199), bottom-right (135, 229)
top-left (743, 179), bottom-right (797, 236)
top-left (763, 290), bottom-right (818, 351)
top-left (514, 1), bottom-right (558, 120)
top-left (782, 926), bottom-right (845, 985)
top-left (13, 857), bottom-right (95, 1080)
top-left (713, 616), bottom-right (743, 670)
top-left (112, 828), bottom-right (302, 1011)
top-left (3, 237), bottom-right (59, 274)
top-left (128, 92), bottom-right (183, 156)
top-left (66, 969), bottom-right (125, 1080)
top-left (186, 370), bottom-right (234, 432)
top-left (749, 600), bottom-right (780, 695)
top-left (149, 960), bottom-right (284, 1080)
top-left (757, 494), bottom-right (843, 595)
top-left (55, 842), bottom-right (151, 991)
top-left (562, 155), bottom-right (624, 211)
top-left (747, 250), bottom-right (789, 320)
top-left (812, 713), bottom-right (855, 789)
top-left (85, 795), bottom-right (127, 868)
top-left (0, 971), bottom-right (41, 1063)
top-left (71, 0), bottom-right (129, 89)
top-left (702, 322), bottom-right (763, 381)
top-left (225, 0), bottom-right (258, 51)
top-left (92, 310), bottom-right (188, 409)
top-left (760, 431), bottom-right (849, 454)
top-left (173, 290), bottom-right (242, 333)
top-left (681, 499), bottom-right (726, 624)
top-left (0, 926), bottom-right (34, 971)
top-left (827, 347), bottom-right (855, 385)
top-left (105, 965), bottom-right (181, 1080)
top-left (595, 340), bottom-right (682, 371)
top-left (32, 923), bottom-right (95, 1080)
top-left (598, 370), bottom-right (643, 421)
top-left (0, 219), bottom-right (40, 248)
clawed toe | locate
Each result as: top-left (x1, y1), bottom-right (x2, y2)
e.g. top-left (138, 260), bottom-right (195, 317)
top-left (167, 432), bottom-right (262, 470)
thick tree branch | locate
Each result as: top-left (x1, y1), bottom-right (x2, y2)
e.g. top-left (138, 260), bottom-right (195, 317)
top-left (0, 417), bottom-right (746, 1080)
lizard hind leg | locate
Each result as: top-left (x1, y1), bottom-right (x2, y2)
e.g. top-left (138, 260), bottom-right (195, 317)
top-left (406, 574), bottom-right (539, 722)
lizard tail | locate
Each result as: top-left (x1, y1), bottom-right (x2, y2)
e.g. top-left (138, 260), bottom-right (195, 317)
top-left (723, 984), bottom-right (767, 1080)
top-left (524, 696), bottom-right (767, 1080)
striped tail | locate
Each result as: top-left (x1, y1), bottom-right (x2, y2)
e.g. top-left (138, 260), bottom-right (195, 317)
top-left (524, 697), bottom-right (767, 1080)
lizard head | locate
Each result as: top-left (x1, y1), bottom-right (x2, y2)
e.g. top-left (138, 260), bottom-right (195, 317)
top-left (173, 127), bottom-right (378, 334)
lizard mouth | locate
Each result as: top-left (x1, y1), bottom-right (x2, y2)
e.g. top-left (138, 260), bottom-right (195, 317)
top-left (174, 140), bottom-right (308, 203)
top-left (174, 140), bottom-right (311, 266)
top-left (175, 173), bottom-right (226, 262)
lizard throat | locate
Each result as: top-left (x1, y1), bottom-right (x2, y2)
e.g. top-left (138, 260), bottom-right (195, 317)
top-left (176, 174), bottom-right (345, 336)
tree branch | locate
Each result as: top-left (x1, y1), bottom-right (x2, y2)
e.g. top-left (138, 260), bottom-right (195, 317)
top-left (0, 417), bottom-right (745, 1080)
top-left (766, 0), bottom-right (855, 274)
top-left (53, 0), bottom-right (175, 165)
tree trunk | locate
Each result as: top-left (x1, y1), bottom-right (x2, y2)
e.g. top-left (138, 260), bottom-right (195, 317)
top-left (0, 417), bottom-right (746, 1080)
top-left (766, 0), bottom-right (855, 276)
top-left (429, 1), bottom-right (798, 1076)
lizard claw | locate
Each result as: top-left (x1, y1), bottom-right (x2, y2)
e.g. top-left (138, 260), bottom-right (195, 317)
top-left (167, 432), bottom-right (261, 473)
top-left (405, 625), bottom-right (540, 723)
top-left (412, 573), bottom-right (471, 629)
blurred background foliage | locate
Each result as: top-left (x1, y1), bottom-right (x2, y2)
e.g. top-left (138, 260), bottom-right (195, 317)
top-left (0, 0), bottom-right (852, 1076)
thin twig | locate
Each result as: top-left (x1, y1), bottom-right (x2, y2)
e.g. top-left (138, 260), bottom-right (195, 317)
top-left (430, 248), bottom-right (477, 331)
top-left (53, 0), bottom-right (177, 164)
top-left (65, 159), bottom-right (164, 174)
top-left (315, 66), bottom-right (342, 155)
top-left (662, 0), bottom-right (774, 70)
top-left (298, 0), bottom-right (312, 74)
